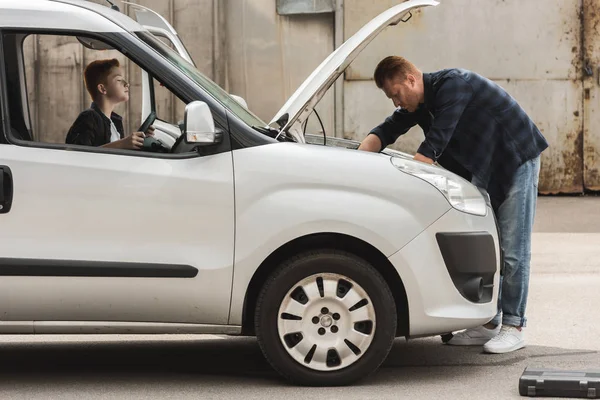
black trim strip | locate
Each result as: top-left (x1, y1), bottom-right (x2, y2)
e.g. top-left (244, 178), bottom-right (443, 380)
top-left (0, 258), bottom-right (198, 278)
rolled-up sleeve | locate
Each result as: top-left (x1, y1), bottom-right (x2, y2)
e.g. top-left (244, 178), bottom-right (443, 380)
top-left (370, 109), bottom-right (418, 151)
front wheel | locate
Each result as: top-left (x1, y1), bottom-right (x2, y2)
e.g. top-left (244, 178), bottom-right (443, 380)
top-left (255, 250), bottom-right (397, 386)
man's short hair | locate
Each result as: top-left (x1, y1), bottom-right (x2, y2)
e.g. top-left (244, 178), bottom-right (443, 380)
top-left (84, 58), bottom-right (120, 99)
top-left (373, 56), bottom-right (419, 88)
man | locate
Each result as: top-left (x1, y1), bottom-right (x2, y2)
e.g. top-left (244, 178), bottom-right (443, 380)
top-left (359, 56), bottom-right (548, 354)
top-left (66, 58), bottom-right (153, 149)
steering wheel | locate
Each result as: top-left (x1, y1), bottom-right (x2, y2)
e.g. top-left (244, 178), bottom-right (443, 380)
top-left (138, 111), bottom-right (156, 134)
top-left (136, 112), bottom-right (169, 153)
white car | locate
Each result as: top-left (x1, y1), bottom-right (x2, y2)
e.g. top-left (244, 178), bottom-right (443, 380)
top-left (0, 0), bottom-right (500, 385)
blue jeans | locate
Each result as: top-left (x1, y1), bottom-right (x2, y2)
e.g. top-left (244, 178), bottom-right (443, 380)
top-left (473, 156), bottom-right (541, 328)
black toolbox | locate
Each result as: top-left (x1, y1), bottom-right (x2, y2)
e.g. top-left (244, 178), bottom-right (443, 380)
top-left (520, 367), bottom-right (600, 398)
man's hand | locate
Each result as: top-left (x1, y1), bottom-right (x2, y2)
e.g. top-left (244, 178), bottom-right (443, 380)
top-left (414, 152), bottom-right (434, 164)
top-left (357, 134), bottom-right (382, 152)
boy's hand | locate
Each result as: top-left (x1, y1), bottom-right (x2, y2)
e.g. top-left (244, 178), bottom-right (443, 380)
top-left (123, 131), bottom-right (145, 149)
top-left (145, 125), bottom-right (155, 137)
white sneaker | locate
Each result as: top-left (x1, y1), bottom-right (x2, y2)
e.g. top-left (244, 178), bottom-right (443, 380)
top-left (446, 324), bottom-right (500, 346)
top-left (483, 325), bottom-right (526, 354)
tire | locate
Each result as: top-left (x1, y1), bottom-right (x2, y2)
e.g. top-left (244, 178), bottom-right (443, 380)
top-left (255, 249), bottom-right (397, 386)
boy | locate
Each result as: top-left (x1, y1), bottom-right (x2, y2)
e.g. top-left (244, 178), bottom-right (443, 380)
top-left (66, 58), bottom-right (153, 149)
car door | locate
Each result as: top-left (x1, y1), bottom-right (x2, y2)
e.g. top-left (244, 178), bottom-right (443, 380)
top-left (0, 30), bottom-right (235, 332)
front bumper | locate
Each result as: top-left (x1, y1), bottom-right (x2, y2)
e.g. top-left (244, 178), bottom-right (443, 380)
top-left (388, 206), bottom-right (501, 338)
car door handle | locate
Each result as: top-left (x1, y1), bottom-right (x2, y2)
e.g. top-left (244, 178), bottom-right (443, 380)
top-left (0, 166), bottom-right (13, 214)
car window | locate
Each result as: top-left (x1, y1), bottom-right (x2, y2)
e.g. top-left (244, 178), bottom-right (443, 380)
top-left (5, 32), bottom-right (190, 154)
top-left (153, 76), bottom-right (186, 127)
top-left (22, 34), bottom-right (130, 144)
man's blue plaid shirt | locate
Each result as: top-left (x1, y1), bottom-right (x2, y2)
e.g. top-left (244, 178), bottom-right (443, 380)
top-left (370, 68), bottom-right (549, 207)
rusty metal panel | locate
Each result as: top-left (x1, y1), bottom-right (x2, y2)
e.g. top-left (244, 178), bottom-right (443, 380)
top-left (226, 0), bottom-right (334, 129)
top-left (583, 0), bottom-right (600, 190)
top-left (344, 0), bottom-right (581, 81)
top-left (495, 80), bottom-right (583, 194)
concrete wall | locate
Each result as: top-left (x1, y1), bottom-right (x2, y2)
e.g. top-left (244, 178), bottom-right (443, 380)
top-left (225, 0), bottom-right (334, 134)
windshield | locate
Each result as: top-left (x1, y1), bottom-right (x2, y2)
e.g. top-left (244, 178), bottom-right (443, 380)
top-left (136, 31), bottom-right (268, 128)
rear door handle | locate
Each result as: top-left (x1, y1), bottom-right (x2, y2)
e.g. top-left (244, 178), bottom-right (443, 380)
top-left (0, 166), bottom-right (13, 214)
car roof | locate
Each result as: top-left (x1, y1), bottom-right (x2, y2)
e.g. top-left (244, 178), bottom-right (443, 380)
top-left (0, 0), bottom-right (144, 33)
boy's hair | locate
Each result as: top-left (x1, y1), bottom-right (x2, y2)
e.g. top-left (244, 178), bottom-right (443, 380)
top-left (84, 58), bottom-right (120, 99)
top-left (373, 56), bottom-right (419, 88)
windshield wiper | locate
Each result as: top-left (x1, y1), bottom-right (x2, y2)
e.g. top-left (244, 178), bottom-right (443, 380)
top-left (252, 125), bottom-right (278, 137)
top-left (252, 125), bottom-right (295, 142)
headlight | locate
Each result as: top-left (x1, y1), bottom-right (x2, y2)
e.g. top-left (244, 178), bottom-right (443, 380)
top-left (390, 156), bottom-right (487, 216)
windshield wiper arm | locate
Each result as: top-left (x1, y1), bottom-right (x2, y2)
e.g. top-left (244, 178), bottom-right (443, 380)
top-left (252, 125), bottom-right (295, 142)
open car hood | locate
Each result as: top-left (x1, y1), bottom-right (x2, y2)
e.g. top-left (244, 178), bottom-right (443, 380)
top-left (269, 0), bottom-right (439, 142)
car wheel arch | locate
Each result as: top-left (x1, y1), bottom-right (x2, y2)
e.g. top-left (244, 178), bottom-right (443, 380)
top-left (240, 232), bottom-right (409, 337)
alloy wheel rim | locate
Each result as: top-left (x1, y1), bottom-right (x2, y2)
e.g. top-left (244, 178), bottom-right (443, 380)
top-left (277, 273), bottom-right (376, 372)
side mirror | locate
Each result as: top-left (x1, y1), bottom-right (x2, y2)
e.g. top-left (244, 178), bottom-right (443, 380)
top-left (230, 94), bottom-right (248, 109)
top-left (184, 101), bottom-right (222, 145)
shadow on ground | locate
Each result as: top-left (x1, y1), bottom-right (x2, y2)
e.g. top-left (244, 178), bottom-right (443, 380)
top-left (0, 336), bottom-right (595, 387)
